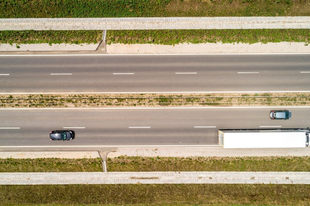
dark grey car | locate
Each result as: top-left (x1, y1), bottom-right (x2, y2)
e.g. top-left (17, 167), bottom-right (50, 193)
top-left (50, 130), bottom-right (75, 141)
top-left (270, 110), bottom-right (292, 120)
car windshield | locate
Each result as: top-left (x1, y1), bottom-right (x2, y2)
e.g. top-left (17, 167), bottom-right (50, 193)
top-left (61, 132), bottom-right (67, 140)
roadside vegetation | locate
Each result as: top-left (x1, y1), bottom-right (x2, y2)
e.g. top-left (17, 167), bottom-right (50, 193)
top-left (1, 184), bottom-right (310, 205)
top-left (1, 156), bottom-right (310, 205)
top-left (1, 0), bottom-right (310, 18)
top-left (0, 30), bottom-right (102, 45)
top-left (1, 29), bottom-right (310, 45)
top-left (0, 92), bottom-right (310, 108)
top-left (107, 29), bottom-right (310, 45)
top-left (1, 156), bottom-right (310, 172)
top-left (1, 0), bottom-right (310, 45)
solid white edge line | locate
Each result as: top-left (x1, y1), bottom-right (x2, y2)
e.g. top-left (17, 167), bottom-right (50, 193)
top-left (0, 74), bottom-right (10, 76)
top-left (1, 53), bottom-right (310, 57)
top-left (175, 72), bottom-right (197, 74)
top-left (238, 72), bottom-right (259, 74)
top-left (300, 71), bottom-right (310, 73)
top-left (50, 73), bottom-right (72, 75)
top-left (129, 126), bottom-right (151, 129)
top-left (1, 106), bottom-right (310, 110)
top-left (63, 127), bottom-right (85, 129)
top-left (194, 126), bottom-right (216, 128)
top-left (0, 127), bottom-right (20, 129)
top-left (260, 126), bottom-right (282, 128)
top-left (113, 73), bottom-right (135, 75)
top-left (2, 90), bottom-right (310, 94)
top-left (0, 145), bottom-right (221, 148)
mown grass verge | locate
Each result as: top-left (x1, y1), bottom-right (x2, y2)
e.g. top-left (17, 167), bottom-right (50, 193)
top-left (1, 0), bottom-right (310, 18)
top-left (1, 184), bottom-right (310, 205)
top-left (107, 29), bottom-right (310, 45)
top-left (1, 93), bottom-right (310, 108)
top-left (0, 158), bottom-right (103, 172)
top-left (0, 30), bottom-right (102, 45)
top-left (107, 156), bottom-right (310, 172)
top-left (1, 156), bottom-right (310, 172)
top-left (2, 156), bottom-right (310, 205)
top-left (1, 29), bottom-right (310, 45)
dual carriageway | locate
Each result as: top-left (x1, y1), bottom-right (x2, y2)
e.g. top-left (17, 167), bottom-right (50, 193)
top-left (0, 54), bottom-right (310, 149)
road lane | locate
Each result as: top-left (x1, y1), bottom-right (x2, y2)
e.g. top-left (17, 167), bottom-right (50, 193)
top-left (1, 55), bottom-right (310, 93)
top-left (0, 108), bottom-right (309, 147)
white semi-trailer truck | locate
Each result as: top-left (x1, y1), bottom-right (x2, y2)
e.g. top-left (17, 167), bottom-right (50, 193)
top-left (218, 128), bottom-right (310, 149)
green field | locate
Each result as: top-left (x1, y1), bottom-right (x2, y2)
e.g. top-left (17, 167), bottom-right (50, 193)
top-left (1, 184), bottom-right (310, 205)
top-left (1, 0), bottom-right (309, 18)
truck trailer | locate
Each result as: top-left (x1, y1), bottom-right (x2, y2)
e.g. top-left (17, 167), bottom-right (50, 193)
top-left (218, 128), bottom-right (310, 149)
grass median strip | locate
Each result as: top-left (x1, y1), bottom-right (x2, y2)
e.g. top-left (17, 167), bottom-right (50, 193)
top-left (1, 156), bottom-right (310, 172)
top-left (0, 93), bottom-right (310, 108)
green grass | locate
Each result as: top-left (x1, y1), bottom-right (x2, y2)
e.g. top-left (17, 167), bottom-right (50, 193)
top-left (107, 156), bottom-right (310, 172)
top-left (0, 30), bottom-right (102, 45)
top-left (0, 158), bottom-right (103, 172)
top-left (1, 29), bottom-right (309, 45)
top-left (107, 29), bottom-right (310, 45)
top-left (1, 156), bottom-right (310, 205)
top-left (1, 0), bottom-right (310, 18)
top-left (1, 156), bottom-right (310, 172)
top-left (1, 184), bottom-right (310, 205)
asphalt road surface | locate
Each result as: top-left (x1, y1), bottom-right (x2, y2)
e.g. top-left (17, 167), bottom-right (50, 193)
top-left (0, 108), bottom-right (309, 147)
top-left (1, 55), bottom-right (310, 93)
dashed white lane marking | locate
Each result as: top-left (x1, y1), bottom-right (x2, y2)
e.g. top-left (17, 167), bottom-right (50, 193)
top-left (50, 73), bottom-right (72, 75)
top-left (238, 72), bottom-right (259, 74)
top-left (175, 72), bottom-right (197, 74)
top-left (113, 73), bottom-right (135, 75)
top-left (129, 126), bottom-right (151, 129)
top-left (300, 71), bottom-right (310, 73)
top-left (194, 126), bottom-right (216, 128)
top-left (260, 126), bottom-right (282, 128)
top-left (63, 127), bottom-right (85, 129)
top-left (0, 127), bottom-right (20, 129)
top-left (0, 74), bottom-right (10, 76)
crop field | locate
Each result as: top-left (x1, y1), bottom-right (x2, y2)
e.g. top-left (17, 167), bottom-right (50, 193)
top-left (1, 0), bottom-right (310, 18)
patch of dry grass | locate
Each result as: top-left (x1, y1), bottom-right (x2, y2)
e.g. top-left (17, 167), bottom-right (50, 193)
top-left (0, 93), bottom-right (309, 108)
